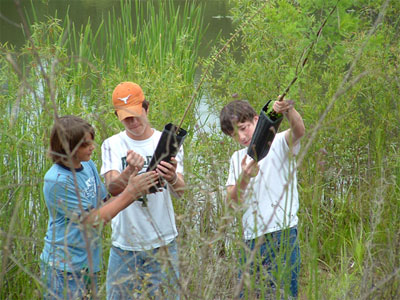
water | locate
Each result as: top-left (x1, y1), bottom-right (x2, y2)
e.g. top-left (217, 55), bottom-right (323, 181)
top-left (0, 0), bottom-right (234, 58)
top-left (0, 0), bottom-right (231, 132)
top-left (197, 98), bottom-right (220, 133)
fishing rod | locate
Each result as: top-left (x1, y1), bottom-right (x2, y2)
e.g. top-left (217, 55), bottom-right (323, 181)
top-left (248, 0), bottom-right (340, 161)
top-left (147, 0), bottom-right (339, 181)
top-left (146, 1), bottom-right (271, 185)
top-left (175, 1), bottom-right (271, 133)
top-left (278, 1), bottom-right (340, 102)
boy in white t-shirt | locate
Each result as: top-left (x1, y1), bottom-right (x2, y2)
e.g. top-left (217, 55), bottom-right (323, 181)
top-left (101, 82), bottom-right (185, 299)
top-left (220, 98), bottom-right (305, 298)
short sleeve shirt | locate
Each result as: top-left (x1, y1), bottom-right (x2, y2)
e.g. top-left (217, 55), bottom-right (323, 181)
top-left (40, 160), bottom-right (107, 272)
top-left (226, 132), bottom-right (300, 240)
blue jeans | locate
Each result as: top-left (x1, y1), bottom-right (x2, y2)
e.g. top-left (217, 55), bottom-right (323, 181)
top-left (239, 227), bottom-right (300, 299)
top-left (40, 261), bottom-right (98, 299)
top-left (106, 239), bottom-right (180, 300)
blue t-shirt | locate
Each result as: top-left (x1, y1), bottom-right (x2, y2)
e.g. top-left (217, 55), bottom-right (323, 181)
top-left (40, 160), bottom-right (107, 273)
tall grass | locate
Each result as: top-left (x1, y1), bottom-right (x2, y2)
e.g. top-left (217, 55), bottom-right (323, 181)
top-left (1, 0), bottom-right (204, 298)
top-left (1, 0), bottom-right (400, 299)
top-left (204, 0), bottom-right (400, 299)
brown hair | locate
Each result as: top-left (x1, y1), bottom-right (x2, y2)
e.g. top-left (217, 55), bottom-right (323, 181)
top-left (142, 99), bottom-right (149, 112)
top-left (49, 115), bottom-right (95, 163)
top-left (220, 100), bottom-right (257, 136)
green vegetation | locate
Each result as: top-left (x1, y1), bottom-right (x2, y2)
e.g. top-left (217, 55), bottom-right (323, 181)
top-left (1, 0), bottom-right (399, 299)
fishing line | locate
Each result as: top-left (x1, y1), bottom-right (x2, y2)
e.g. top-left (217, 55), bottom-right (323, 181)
top-left (176, 0), bottom-right (340, 133)
top-left (176, 0), bottom-right (271, 132)
top-left (278, 0), bottom-right (340, 102)
top-left (148, 1), bottom-right (272, 189)
top-left (247, 1), bottom-right (340, 161)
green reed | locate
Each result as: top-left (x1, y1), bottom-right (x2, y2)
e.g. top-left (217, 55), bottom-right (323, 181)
top-left (1, 0), bottom-right (204, 298)
top-left (203, 0), bottom-right (400, 299)
top-left (1, 0), bottom-right (400, 299)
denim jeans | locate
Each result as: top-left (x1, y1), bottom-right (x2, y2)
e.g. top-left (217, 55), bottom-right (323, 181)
top-left (239, 227), bottom-right (300, 299)
top-left (106, 239), bottom-right (180, 300)
top-left (40, 261), bottom-right (98, 299)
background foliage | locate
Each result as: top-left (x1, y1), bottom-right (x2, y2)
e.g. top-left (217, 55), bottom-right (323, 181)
top-left (1, 0), bottom-right (399, 299)
top-left (204, 0), bottom-right (400, 298)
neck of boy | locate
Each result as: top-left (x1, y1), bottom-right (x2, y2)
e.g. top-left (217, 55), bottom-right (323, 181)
top-left (59, 159), bottom-right (82, 170)
top-left (126, 127), bottom-right (154, 141)
top-left (73, 161), bottom-right (82, 169)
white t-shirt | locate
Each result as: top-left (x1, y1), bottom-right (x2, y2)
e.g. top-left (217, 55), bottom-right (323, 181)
top-left (101, 129), bottom-right (184, 251)
top-left (226, 131), bottom-right (300, 240)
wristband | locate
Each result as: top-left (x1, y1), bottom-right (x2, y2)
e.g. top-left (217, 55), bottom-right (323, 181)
top-left (168, 173), bottom-right (178, 185)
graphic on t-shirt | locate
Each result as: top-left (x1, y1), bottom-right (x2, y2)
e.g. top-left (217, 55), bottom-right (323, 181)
top-left (82, 177), bottom-right (97, 201)
top-left (121, 156), bottom-right (128, 169)
top-left (121, 155), bottom-right (167, 206)
top-left (121, 155), bottom-right (152, 173)
top-left (143, 156), bottom-right (152, 172)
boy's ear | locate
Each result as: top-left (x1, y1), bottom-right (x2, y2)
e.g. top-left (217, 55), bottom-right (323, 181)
top-left (253, 115), bottom-right (259, 123)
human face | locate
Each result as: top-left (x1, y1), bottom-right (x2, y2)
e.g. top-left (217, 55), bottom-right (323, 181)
top-left (121, 108), bottom-right (152, 140)
top-left (231, 116), bottom-right (258, 147)
top-left (73, 132), bottom-right (95, 168)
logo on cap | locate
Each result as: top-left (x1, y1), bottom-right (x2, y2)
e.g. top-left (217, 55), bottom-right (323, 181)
top-left (117, 95), bottom-right (131, 104)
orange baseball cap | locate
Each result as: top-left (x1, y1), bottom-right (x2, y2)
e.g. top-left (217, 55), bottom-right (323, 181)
top-left (112, 82), bottom-right (145, 120)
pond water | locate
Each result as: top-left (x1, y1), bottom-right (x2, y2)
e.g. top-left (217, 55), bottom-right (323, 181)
top-left (0, 0), bottom-right (234, 57)
top-left (1, 0), bottom-right (232, 131)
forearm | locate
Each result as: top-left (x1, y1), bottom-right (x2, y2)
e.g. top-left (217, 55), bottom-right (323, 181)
top-left (227, 155), bottom-right (259, 204)
top-left (227, 175), bottom-right (250, 204)
top-left (84, 188), bottom-right (138, 225)
top-left (286, 107), bottom-right (305, 143)
top-left (168, 173), bottom-right (185, 198)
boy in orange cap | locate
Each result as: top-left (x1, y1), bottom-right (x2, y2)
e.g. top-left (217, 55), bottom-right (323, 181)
top-left (101, 82), bottom-right (185, 299)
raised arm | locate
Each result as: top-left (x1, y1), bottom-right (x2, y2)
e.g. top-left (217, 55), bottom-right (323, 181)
top-left (273, 98), bottom-right (305, 146)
